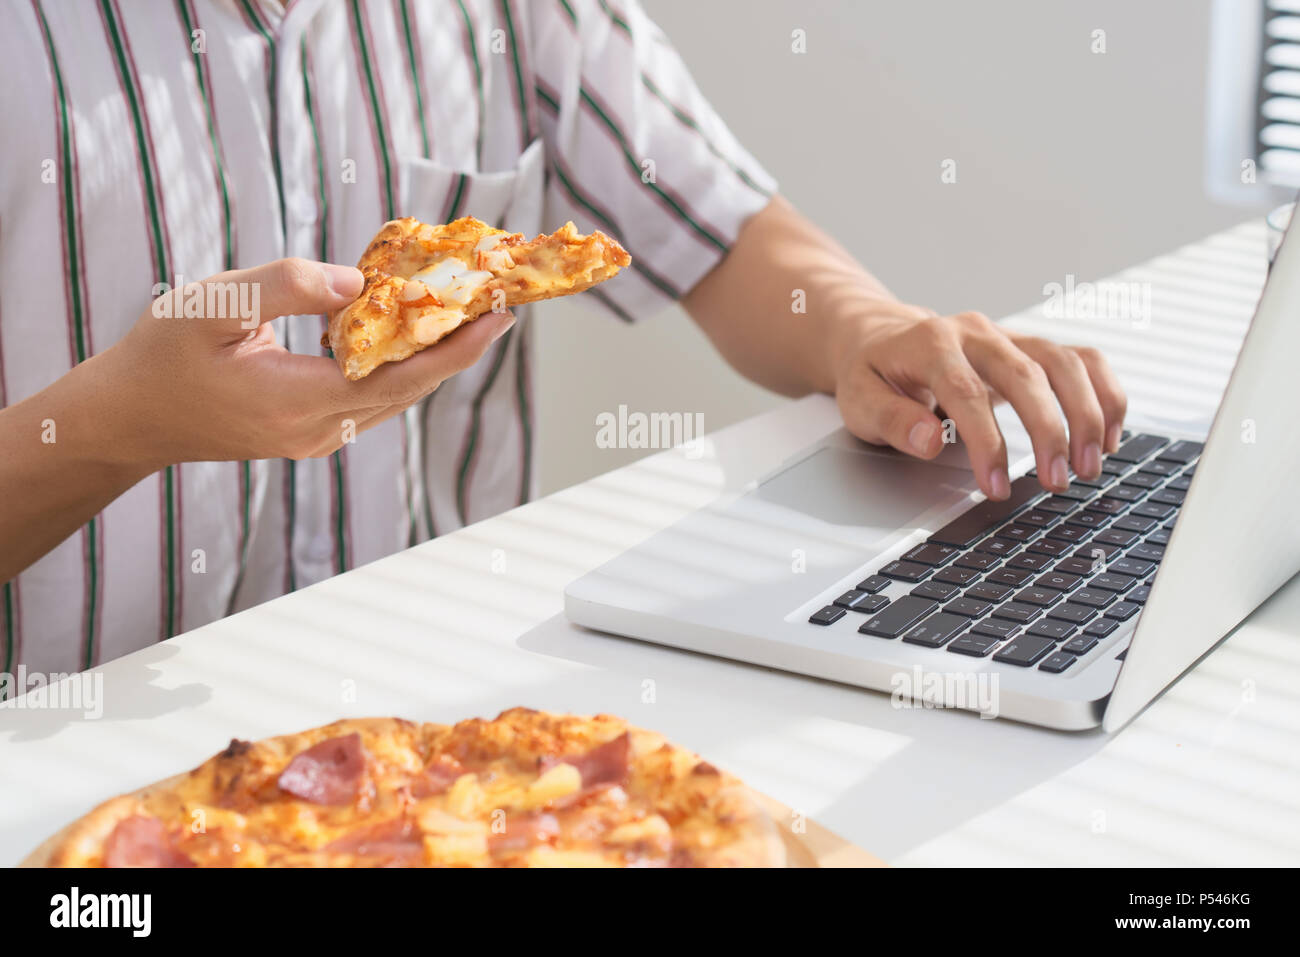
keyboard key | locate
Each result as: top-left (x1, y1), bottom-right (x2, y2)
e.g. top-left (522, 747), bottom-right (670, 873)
top-left (1045, 525), bottom-right (1091, 544)
top-left (1071, 587), bottom-right (1116, 609)
top-left (1102, 485), bottom-right (1146, 503)
top-left (1146, 528), bottom-right (1172, 546)
top-left (1150, 488), bottom-right (1185, 506)
top-left (976, 537), bottom-right (1021, 558)
top-left (991, 602), bottom-right (1042, 624)
top-left (1120, 472), bottom-right (1163, 489)
top-left (1132, 501), bottom-right (1175, 520)
top-left (1016, 509), bottom-right (1061, 529)
top-left (1062, 635), bottom-right (1099, 654)
top-left (927, 475), bottom-right (1045, 548)
top-left (1036, 497), bottom-right (1079, 515)
top-left (859, 596), bottom-right (938, 637)
top-left (1084, 497), bottom-right (1128, 516)
top-left (1156, 439), bottom-right (1202, 464)
top-left (1113, 515), bottom-right (1157, 533)
top-left (1139, 460), bottom-right (1180, 476)
top-left (1006, 552), bottom-right (1053, 572)
top-left (1100, 458), bottom-right (1130, 475)
top-left (902, 542), bottom-right (960, 567)
top-left (1093, 528), bottom-right (1140, 548)
top-left (1039, 651), bottom-right (1077, 673)
top-left (1166, 475), bottom-right (1192, 492)
top-left (1046, 602), bottom-right (1097, 625)
top-left (910, 581), bottom-right (960, 602)
top-left (932, 566), bottom-right (982, 586)
top-left (1181, 464), bottom-right (1197, 477)
top-left (834, 590), bottom-right (871, 609)
top-left (856, 574), bottom-right (892, 594)
top-left (1054, 484), bottom-right (1096, 503)
top-left (1105, 601), bottom-right (1142, 621)
top-left (1035, 571), bottom-right (1081, 591)
top-left (972, 618), bottom-right (1020, 639)
top-left (1066, 511), bottom-right (1111, 530)
top-left (955, 551), bottom-right (1001, 571)
top-left (1050, 557), bottom-right (1091, 577)
top-left (1028, 619), bottom-right (1077, 641)
top-left (1027, 538), bottom-right (1073, 558)
top-left (966, 582), bottom-right (1014, 603)
top-left (879, 560), bottom-right (932, 583)
top-left (986, 567), bottom-right (1034, 588)
top-left (1074, 542), bottom-right (1123, 562)
top-left (902, 612), bottom-right (969, 648)
top-left (993, 635), bottom-right (1056, 667)
top-left (1091, 573), bottom-right (1136, 593)
top-left (948, 632), bottom-right (1003, 657)
top-left (852, 594), bottom-right (891, 614)
top-left (1083, 617), bottom-right (1119, 637)
top-left (995, 523), bottom-right (1039, 544)
top-left (944, 597), bottom-right (993, 618)
top-left (1110, 433), bottom-right (1168, 463)
top-left (1109, 557), bottom-right (1155, 578)
top-left (809, 605), bottom-right (846, 625)
top-left (1015, 586), bottom-right (1062, 607)
top-left (1128, 543), bottom-right (1165, 563)
top-left (1071, 472), bottom-right (1117, 489)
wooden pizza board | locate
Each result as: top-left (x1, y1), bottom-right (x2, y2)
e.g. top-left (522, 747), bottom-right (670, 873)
top-left (752, 792), bottom-right (886, 868)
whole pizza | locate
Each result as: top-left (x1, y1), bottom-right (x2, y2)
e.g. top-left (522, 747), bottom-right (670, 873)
top-left (28, 709), bottom-right (785, 868)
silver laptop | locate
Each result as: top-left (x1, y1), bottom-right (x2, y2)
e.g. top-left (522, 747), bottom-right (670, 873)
top-left (565, 219), bottom-right (1300, 731)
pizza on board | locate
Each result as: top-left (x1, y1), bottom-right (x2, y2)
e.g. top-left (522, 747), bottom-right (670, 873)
top-left (28, 708), bottom-right (785, 868)
top-left (326, 216), bottom-right (631, 380)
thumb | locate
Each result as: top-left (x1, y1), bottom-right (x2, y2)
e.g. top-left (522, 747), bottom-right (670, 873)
top-left (840, 373), bottom-right (946, 459)
top-left (181, 258), bottom-right (363, 335)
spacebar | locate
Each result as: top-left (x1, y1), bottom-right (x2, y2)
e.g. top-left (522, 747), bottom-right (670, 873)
top-left (927, 476), bottom-right (1045, 549)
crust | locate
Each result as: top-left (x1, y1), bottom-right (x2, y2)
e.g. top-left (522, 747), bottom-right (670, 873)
top-left (327, 217), bottom-right (630, 380)
top-left (27, 711), bottom-right (784, 868)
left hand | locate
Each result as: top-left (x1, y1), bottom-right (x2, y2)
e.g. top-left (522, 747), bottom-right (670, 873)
top-left (830, 304), bottom-right (1127, 500)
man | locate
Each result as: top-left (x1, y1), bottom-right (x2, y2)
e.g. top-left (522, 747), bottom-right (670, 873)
top-left (0, 0), bottom-right (1124, 676)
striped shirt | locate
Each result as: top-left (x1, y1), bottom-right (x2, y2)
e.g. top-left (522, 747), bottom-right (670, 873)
top-left (0, 0), bottom-right (775, 678)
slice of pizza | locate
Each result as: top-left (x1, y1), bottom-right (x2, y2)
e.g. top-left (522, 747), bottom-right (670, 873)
top-left (25, 709), bottom-right (788, 868)
top-left (326, 216), bottom-right (631, 380)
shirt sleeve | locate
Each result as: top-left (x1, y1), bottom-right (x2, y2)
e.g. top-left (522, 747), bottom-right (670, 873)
top-left (529, 0), bottom-right (777, 322)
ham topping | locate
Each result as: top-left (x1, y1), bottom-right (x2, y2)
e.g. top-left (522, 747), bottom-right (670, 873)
top-left (277, 732), bottom-right (368, 806)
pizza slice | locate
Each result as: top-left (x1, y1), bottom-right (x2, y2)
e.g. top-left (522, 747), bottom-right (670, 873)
top-left (326, 216), bottom-right (631, 380)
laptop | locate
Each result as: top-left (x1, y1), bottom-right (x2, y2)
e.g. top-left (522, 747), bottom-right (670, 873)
top-left (564, 218), bottom-right (1300, 731)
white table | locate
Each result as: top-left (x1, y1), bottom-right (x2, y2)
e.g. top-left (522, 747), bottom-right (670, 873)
top-left (3, 222), bottom-right (1297, 867)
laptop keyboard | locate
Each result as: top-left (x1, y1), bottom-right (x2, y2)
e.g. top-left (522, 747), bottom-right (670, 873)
top-left (807, 432), bottom-right (1199, 673)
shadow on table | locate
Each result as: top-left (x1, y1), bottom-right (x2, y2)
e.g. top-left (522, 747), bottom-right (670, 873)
top-left (0, 643), bottom-right (211, 744)
top-left (515, 613), bottom-right (1109, 862)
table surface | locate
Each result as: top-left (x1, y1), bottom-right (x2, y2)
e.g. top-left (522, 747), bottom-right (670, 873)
top-left (3, 221), bottom-right (1297, 867)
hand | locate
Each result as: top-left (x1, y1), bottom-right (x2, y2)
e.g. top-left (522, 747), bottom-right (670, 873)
top-left (831, 305), bottom-right (1126, 500)
top-left (96, 257), bottom-right (515, 470)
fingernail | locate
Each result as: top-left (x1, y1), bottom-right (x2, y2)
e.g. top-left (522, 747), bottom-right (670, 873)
top-left (490, 312), bottom-right (516, 341)
top-left (1105, 423), bottom-right (1122, 453)
top-left (908, 421), bottom-right (936, 455)
top-left (1050, 454), bottom-right (1070, 490)
top-left (324, 263), bottom-right (364, 298)
top-left (1082, 442), bottom-right (1102, 478)
top-left (990, 468), bottom-right (1010, 500)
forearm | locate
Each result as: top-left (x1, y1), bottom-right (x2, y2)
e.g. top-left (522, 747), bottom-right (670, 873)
top-left (0, 348), bottom-right (152, 582)
top-left (682, 194), bottom-right (902, 397)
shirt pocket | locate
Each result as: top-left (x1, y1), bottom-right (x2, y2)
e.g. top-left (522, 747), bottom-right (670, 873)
top-left (398, 138), bottom-right (546, 236)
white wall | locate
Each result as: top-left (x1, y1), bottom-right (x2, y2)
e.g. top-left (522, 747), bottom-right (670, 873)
top-left (535, 0), bottom-right (1269, 494)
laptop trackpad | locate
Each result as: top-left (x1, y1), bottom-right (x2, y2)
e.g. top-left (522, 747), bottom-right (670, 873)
top-left (755, 446), bottom-right (980, 531)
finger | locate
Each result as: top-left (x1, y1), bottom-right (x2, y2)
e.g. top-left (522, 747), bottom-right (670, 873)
top-left (343, 310), bottom-right (517, 409)
top-left (927, 349), bottom-right (1012, 500)
top-left (837, 368), bottom-right (946, 459)
top-left (185, 258), bottom-right (364, 336)
top-left (1072, 346), bottom-right (1128, 453)
top-left (1015, 337), bottom-right (1106, 479)
top-left (964, 331), bottom-right (1071, 493)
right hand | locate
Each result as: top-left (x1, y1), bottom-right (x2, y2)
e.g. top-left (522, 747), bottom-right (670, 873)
top-left (97, 257), bottom-right (515, 470)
